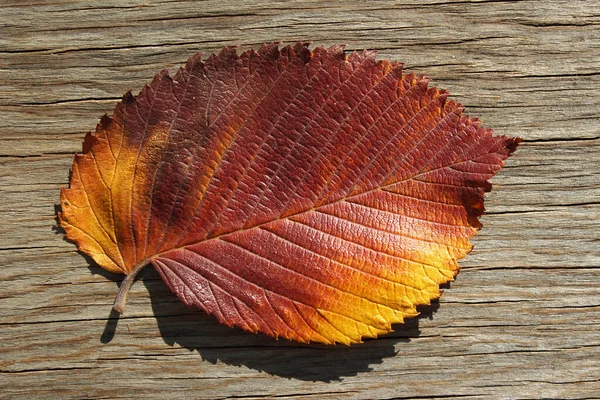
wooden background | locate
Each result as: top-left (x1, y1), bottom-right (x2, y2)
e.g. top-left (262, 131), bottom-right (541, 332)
top-left (1, 1), bottom-right (599, 398)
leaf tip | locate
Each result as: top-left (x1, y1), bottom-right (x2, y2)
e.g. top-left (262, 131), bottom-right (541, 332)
top-left (81, 131), bottom-right (97, 154)
top-left (293, 41), bottom-right (312, 63)
top-left (258, 42), bottom-right (281, 60)
top-left (122, 90), bottom-right (136, 105)
top-left (325, 43), bottom-right (346, 56)
top-left (217, 46), bottom-right (238, 62)
top-left (506, 136), bottom-right (523, 154)
top-left (187, 51), bottom-right (205, 67)
top-left (98, 114), bottom-right (112, 130)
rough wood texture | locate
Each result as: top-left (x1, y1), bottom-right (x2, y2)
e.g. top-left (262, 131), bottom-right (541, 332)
top-left (1, 1), bottom-right (598, 399)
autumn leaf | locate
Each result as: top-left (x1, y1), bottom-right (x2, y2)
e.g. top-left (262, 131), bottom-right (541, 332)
top-left (58, 43), bottom-right (520, 345)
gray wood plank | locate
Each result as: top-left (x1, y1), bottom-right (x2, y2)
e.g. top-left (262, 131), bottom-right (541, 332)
top-left (1, 1), bottom-right (599, 399)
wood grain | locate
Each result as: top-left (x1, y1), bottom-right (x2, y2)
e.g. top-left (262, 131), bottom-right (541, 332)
top-left (1, 1), bottom-right (599, 399)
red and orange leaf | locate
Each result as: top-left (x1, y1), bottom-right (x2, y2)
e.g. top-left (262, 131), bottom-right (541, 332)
top-left (58, 43), bottom-right (520, 345)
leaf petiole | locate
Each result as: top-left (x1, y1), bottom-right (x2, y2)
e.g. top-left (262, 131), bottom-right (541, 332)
top-left (113, 261), bottom-right (149, 314)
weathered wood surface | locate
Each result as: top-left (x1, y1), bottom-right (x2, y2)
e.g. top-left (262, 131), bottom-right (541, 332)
top-left (1, 0), bottom-right (599, 398)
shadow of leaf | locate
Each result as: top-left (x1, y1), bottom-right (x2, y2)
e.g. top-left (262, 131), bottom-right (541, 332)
top-left (82, 248), bottom-right (443, 382)
top-left (59, 198), bottom-right (445, 381)
top-left (124, 267), bottom-right (441, 382)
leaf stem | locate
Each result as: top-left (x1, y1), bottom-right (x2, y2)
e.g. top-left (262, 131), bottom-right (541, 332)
top-left (113, 261), bottom-right (149, 314)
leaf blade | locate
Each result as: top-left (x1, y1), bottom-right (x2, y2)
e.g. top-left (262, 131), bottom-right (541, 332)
top-left (59, 43), bottom-right (520, 344)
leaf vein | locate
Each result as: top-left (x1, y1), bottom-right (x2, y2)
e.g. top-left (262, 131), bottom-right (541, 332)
top-left (260, 225), bottom-right (424, 294)
top-left (346, 196), bottom-right (474, 231)
top-left (236, 55), bottom-right (332, 229)
top-left (190, 241), bottom-right (389, 328)
top-left (315, 70), bottom-right (416, 203)
top-left (141, 62), bottom-right (197, 259)
top-left (172, 52), bottom-right (299, 246)
top-left (288, 218), bottom-right (456, 274)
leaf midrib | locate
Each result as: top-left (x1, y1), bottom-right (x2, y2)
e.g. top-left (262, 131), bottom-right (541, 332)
top-left (139, 156), bottom-right (480, 271)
